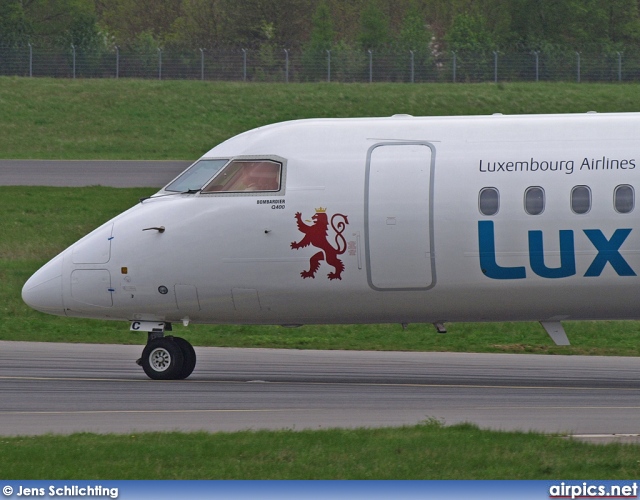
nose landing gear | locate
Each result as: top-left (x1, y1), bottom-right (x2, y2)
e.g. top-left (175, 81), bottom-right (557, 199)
top-left (133, 322), bottom-right (197, 380)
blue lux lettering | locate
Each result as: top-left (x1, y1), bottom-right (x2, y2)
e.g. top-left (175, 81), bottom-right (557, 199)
top-left (583, 229), bottom-right (636, 277)
top-left (478, 221), bottom-right (526, 279)
top-left (478, 221), bottom-right (635, 279)
top-left (528, 230), bottom-right (576, 278)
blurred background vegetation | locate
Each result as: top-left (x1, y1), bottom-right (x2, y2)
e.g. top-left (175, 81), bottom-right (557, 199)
top-left (2, 0), bottom-right (640, 60)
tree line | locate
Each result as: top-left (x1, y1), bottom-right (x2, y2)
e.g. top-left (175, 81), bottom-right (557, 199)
top-left (2, 0), bottom-right (640, 58)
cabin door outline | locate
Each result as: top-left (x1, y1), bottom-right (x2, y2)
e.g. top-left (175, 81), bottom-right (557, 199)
top-left (364, 141), bottom-right (436, 291)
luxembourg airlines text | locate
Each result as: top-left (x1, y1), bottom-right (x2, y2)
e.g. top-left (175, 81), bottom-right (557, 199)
top-left (479, 157), bottom-right (636, 174)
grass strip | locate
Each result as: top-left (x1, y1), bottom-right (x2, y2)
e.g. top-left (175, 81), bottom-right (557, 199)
top-left (2, 79), bottom-right (640, 159)
top-left (1, 422), bottom-right (639, 479)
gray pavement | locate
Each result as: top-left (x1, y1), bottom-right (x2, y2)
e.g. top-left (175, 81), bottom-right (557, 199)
top-left (0, 341), bottom-right (639, 439)
top-left (0, 159), bottom-right (191, 187)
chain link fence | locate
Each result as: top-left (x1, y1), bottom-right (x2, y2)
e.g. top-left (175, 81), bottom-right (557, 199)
top-left (1, 46), bottom-right (637, 83)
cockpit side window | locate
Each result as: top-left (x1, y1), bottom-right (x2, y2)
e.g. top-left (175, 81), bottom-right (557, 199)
top-left (164, 159), bottom-right (228, 192)
top-left (202, 160), bottom-right (282, 193)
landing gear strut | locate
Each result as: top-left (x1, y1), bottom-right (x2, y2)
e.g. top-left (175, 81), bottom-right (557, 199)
top-left (133, 322), bottom-right (196, 380)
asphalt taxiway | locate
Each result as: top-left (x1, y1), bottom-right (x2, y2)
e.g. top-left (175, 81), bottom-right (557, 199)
top-left (1, 341), bottom-right (639, 440)
top-left (0, 159), bottom-right (190, 187)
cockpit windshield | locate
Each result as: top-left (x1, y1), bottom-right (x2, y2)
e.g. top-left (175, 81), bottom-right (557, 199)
top-left (202, 160), bottom-right (282, 193)
top-left (164, 159), bottom-right (228, 192)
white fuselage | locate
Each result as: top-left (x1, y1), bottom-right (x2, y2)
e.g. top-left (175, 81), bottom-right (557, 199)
top-left (22, 113), bottom-right (640, 327)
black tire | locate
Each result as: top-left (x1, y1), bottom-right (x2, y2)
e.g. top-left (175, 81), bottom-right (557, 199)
top-left (173, 336), bottom-right (196, 380)
top-left (140, 337), bottom-right (184, 380)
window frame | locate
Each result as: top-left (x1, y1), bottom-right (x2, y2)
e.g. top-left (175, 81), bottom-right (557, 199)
top-left (163, 158), bottom-right (230, 193)
top-left (524, 186), bottom-right (545, 216)
top-left (478, 187), bottom-right (500, 216)
top-left (614, 184), bottom-right (635, 214)
top-left (570, 185), bottom-right (592, 215)
top-left (199, 155), bottom-right (287, 197)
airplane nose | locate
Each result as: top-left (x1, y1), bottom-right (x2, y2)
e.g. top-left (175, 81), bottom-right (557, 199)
top-left (22, 254), bottom-right (65, 315)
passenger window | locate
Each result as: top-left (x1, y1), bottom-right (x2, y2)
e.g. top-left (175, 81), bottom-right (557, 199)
top-left (524, 187), bottom-right (545, 215)
top-left (571, 185), bottom-right (591, 214)
top-left (614, 184), bottom-right (634, 214)
top-left (202, 160), bottom-right (282, 193)
top-left (479, 187), bottom-right (499, 216)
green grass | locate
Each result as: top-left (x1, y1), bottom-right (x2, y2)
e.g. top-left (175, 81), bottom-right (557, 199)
top-left (2, 78), bottom-right (640, 159)
top-left (4, 185), bottom-right (640, 355)
top-left (2, 422), bottom-right (640, 479)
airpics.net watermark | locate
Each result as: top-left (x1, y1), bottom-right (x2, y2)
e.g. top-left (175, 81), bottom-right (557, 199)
top-left (3, 485), bottom-right (118, 499)
top-left (550, 482), bottom-right (638, 499)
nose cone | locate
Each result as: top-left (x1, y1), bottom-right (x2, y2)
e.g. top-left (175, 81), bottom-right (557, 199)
top-left (22, 254), bottom-right (65, 316)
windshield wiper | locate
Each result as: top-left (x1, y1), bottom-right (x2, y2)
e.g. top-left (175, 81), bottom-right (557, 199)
top-left (139, 188), bottom-right (201, 204)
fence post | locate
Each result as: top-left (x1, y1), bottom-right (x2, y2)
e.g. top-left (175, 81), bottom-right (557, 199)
top-left (493, 50), bottom-right (498, 83)
top-left (617, 52), bottom-right (622, 82)
top-left (115, 46), bottom-right (119, 79)
top-left (368, 49), bottom-right (373, 83)
top-left (199, 48), bottom-right (204, 81)
top-left (410, 50), bottom-right (414, 83)
top-left (576, 52), bottom-right (580, 83)
top-left (284, 49), bottom-right (289, 83)
top-left (452, 51), bottom-right (456, 83)
top-left (71, 44), bottom-right (76, 78)
top-left (242, 48), bottom-right (247, 82)
top-left (326, 50), bottom-right (331, 82)
top-left (28, 43), bottom-right (32, 77)
top-left (158, 48), bottom-right (162, 80)
top-left (533, 51), bottom-right (539, 82)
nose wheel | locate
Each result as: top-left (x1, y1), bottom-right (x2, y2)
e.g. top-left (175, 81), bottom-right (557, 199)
top-left (139, 336), bottom-right (196, 380)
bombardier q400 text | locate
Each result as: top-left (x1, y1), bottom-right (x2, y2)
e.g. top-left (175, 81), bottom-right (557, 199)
top-left (22, 112), bottom-right (640, 379)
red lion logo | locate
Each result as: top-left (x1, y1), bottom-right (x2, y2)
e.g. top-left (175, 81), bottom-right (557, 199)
top-left (291, 208), bottom-right (349, 280)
